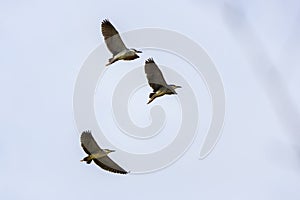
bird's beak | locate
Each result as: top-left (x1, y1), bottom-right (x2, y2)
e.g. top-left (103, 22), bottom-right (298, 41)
top-left (176, 86), bottom-right (182, 89)
top-left (136, 50), bottom-right (142, 53)
top-left (110, 150), bottom-right (116, 152)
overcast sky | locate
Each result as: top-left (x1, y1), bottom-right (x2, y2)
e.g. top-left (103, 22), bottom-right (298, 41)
top-left (1, 0), bottom-right (300, 199)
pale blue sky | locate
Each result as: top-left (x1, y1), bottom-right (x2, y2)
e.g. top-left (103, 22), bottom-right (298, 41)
top-left (1, 0), bottom-right (300, 199)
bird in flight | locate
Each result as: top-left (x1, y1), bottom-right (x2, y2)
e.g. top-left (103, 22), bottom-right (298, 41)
top-left (144, 58), bottom-right (181, 104)
top-left (101, 19), bottom-right (142, 66)
top-left (80, 130), bottom-right (129, 174)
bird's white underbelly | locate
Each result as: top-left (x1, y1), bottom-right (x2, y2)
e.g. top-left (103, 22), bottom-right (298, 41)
top-left (90, 152), bottom-right (107, 159)
top-left (114, 50), bottom-right (133, 60)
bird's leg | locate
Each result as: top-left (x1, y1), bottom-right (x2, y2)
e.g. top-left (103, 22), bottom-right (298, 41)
top-left (106, 57), bottom-right (117, 66)
top-left (147, 98), bottom-right (154, 104)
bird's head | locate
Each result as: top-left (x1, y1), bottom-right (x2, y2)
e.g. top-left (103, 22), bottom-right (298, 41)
top-left (170, 84), bottom-right (182, 90)
top-left (103, 149), bottom-right (115, 154)
top-left (130, 48), bottom-right (142, 54)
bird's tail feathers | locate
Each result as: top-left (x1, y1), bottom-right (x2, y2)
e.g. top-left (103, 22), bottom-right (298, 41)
top-left (147, 92), bottom-right (158, 104)
top-left (149, 93), bottom-right (155, 98)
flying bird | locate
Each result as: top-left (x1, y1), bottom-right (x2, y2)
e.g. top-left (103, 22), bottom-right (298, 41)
top-left (101, 19), bottom-right (142, 66)
top-left (80, 130), bottom-right (128, 174)
top-left (144, 58), bottom-right (181, 104)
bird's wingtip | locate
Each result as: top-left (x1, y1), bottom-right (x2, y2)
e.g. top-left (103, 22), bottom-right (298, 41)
top-left (102, 19), bottom-right (110, 23)
top-left (82, 130), bottom-right (91, 135)
top-left (145, 58), bottom-right (154, 64)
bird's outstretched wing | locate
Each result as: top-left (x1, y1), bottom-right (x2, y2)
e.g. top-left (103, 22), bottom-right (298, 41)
top-left (144, 58), bottom-right (168, 92)
top-left (80, 131), bottom-right (103, 155)
top-left (94, 156), bottom-right (128, 174)
top-left (101, 19), bottom-right (127, 55)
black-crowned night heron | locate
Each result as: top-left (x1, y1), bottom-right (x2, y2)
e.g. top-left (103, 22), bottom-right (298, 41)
top-left (80, 131), bottom-right (128, 174)
top-left (144, 58), bottom-right (181, 104)
top-left (101, 19), bottom-right (142, 66)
